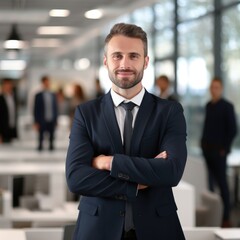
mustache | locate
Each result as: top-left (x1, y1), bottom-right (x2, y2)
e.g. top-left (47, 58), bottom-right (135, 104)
top-left (115, 69), bottom-right (135, 74)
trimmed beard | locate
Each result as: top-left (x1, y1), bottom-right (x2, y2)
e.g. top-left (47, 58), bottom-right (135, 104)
top-left (108, 65), bottom-right (145, 90)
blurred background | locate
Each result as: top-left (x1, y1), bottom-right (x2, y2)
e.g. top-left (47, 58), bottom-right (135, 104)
top-left (0, 0), bottom-right (240, 238)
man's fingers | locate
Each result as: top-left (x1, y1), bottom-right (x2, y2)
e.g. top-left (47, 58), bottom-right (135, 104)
top-left (155, 151), bottom-right (167, 159)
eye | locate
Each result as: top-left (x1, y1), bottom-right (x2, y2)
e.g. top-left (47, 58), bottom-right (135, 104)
top-left (112, 53), bottom-right (122, 60)
top-left (130, 53), bottom-right (140, 60)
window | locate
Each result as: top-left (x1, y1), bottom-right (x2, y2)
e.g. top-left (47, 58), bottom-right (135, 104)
top-left (178, 0), bottom-right (214, 21)
top-left (222, 5), bottom-right (240, 148)
top-left (178, 16), bottom-right (214, 153)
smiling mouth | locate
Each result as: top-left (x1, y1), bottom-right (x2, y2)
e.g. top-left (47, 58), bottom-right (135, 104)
top-left (116, 70), bottom-right (134, 76)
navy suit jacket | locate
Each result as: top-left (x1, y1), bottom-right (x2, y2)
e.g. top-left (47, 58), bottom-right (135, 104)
top-left (33, 91), bottom-right (58, 126)
top-left (201, 98), bottom-right (237, 154)
top-left (66, 90), bottom-right (187, 240)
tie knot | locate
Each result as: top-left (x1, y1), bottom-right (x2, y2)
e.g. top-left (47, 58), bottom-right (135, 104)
top-left (121, 102), bottom-right (136, 111)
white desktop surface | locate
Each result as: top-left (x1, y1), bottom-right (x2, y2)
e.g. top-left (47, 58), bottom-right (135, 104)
top-left (0, 162), bottom-right (64, 175)
top-left (215, 228), bottom-right (240, 240)
top-left (0, 229), bottom-right (26, 240)
top-left (0, 148), bottom-right (66, 162)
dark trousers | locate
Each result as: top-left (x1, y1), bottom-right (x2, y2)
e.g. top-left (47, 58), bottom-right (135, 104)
top-left (38, 121), bottom-right (55, 150)
top-left (203, 149), bottom-right (230, 221)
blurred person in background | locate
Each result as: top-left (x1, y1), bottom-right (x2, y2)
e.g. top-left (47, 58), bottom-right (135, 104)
top-left (33, 75), bottom-right (58, 151)
top-left (156, 75), bottom-right (178, 101)
top-left (95, 78), bottom-right (105, 98)
top-left (69, 83), bottom-right (86, 122)
top-left (0, 78), bottom-right (18, 143)
top-left (0, 78), bottom-right (23, 207)
top-left (201, 77), bottom-right (238, 228)
top-left (56, 87), bottom-right (70, 116)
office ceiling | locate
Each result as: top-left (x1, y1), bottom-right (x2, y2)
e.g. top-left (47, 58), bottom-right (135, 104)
top-left (0, 0), bottom-right (154, 71)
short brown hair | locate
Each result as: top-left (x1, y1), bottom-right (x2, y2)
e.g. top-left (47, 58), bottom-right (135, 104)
top-left (157, 75), bottom-right (170, 83)
top-left (211, 76), bottom-right (223, 85)
top-left (41, 75), bottom-right (49, 83)
top-left (104, 23), bottom-right (148, 56)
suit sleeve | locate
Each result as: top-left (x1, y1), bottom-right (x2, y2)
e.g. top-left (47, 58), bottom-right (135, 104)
top-left (65, 106), bottom-right (137, 201)
top-left (224, 103), bottom-right (238, 153)
top-left (111, 102), bottom-right (187, 187)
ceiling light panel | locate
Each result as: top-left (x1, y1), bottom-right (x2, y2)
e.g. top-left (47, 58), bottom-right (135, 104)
top-left (84, 9), bottom-right (103, 19)
top-left (0, 60), bottom-right (26, 71)
top-left (49, 9), bottom-right (70, 17)
top-left (37, 26), bottom-right (77, 35)
top-left (0, 10), bottom-right (49, 23)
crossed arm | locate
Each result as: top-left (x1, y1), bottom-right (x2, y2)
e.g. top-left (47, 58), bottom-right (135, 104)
top-left (92, 151), bottom-right (167, 190)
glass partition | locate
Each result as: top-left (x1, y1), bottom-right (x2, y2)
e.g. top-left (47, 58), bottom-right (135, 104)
top-left (222, 5), bottom-right (240, 148)
top-left (178, 0), bottom-right (214, 21)
top-left (178, 15), bottom-right (214, 153)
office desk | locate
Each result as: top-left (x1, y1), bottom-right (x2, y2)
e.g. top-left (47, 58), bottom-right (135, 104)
top-left (173, 181), bottom-right (195, 227)
top-left (228, 151), bottom-right (240, 205)
top-left (215, 228), bottom-right (240, 240)
top-left (0, 161), bottom-right (66, 208)
top-left (11, 202), bottom-right (78, 227)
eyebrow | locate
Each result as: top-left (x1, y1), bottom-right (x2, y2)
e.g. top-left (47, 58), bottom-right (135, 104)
top-left (111, 52), bottom-right (141, 56)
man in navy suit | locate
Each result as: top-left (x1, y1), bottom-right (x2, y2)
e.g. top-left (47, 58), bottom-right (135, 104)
top-left (201, 77), bottom-right (237, 227)
top-left (66, 23), bottom-right (187, 240)
top-left (33, 75), bottom-right (58, 151)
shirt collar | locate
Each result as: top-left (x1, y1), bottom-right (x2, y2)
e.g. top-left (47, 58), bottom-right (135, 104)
top-left (111, 87), bottom-right (145, 107)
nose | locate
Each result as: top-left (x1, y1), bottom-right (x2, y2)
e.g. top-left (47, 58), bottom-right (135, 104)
top-left (119, 56), bottom-right (130, 69)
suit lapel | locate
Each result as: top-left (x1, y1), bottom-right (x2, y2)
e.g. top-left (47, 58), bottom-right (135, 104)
top-left (131, 91), bottom-right (155, 155)
top-left (101, 92), bottom-right (124, 153)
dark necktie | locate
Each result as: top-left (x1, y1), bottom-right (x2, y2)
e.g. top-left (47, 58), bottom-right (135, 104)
top-left (121, 102), bottom-right (136, 155)
top-left (121, 102), bottom-right (136, 231)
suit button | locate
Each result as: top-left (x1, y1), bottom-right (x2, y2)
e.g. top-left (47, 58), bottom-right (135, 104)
top-left (119, 211), bottom-right (125, 217)
top-left (118, 195), bottom-right (123, 200)
top-left (118, 173), bottom-right (130, 180)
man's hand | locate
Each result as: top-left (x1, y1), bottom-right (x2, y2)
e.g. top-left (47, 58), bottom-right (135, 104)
top-left (155, 150), bottom-right (167, 159)
top-left (92, 155), bottom-right (112, 171)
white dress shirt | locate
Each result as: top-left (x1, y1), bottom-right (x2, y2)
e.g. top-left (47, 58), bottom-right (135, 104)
top-left (43, 91), bottom-right (53, 121)
top-left (110, 87), bottom-right (145, 144)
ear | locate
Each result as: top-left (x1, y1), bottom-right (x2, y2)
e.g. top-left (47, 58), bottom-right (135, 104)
top-left (144, 56), bottom-right (149, 69)
top-left (103, 55), bottom-right (107, 67)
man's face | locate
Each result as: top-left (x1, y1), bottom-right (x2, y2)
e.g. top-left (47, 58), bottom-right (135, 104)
top-left (2, 81), bottom-right (13, 94)
top-left (103, 35), bottom-right (149, 90)
top-left (210, 80), bottom-right (223, 101)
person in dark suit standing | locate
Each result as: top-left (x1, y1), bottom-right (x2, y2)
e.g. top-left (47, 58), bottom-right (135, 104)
top-left (0, 78), bottom-right (23, 207)
top-left (0, 78), bottom-right (18, 143)
top-left (156, 74), bottom-right (178, 101)
top-left (66, 23), bottom-right (187, 240)
top-left (33, 75), bottom-right (58, 151)
top-left (201, 77), bottom-right (238, 228)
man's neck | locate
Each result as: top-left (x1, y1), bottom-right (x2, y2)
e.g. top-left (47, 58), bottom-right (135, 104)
top-left (112, 84), bottom-right (142, 100)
